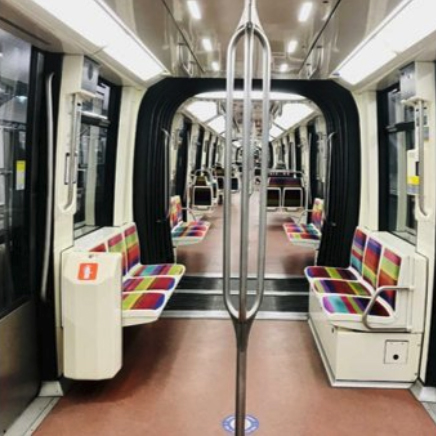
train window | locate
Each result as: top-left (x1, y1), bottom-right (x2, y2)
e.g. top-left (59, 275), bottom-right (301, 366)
top-left (379, 86), bottom-right (417, 243)
top-left (0, 29), bottom-right (32, 315)
top-left (74, 81), bottom-right (120, 238)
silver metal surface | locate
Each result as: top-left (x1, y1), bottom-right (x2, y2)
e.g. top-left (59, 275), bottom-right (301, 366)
top-left (162, 128), bottom-right (172, 219)
top-left (0, 302), bottom-right (39, 433)
top-left (223, 1), bottom-right (271, 434)
top-left (417, 100), bottom-right (430, 218)
top-left (324, 132), bottom-right (335, 218)
top-left (63, 95), bottom-right (81, 212)
top-left (362, 286), bottom-right (412, 331)
top-left (40, 73), bottom-right (54, 303)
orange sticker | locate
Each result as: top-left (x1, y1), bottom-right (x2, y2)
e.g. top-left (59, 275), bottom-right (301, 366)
top-left (78, 263), bottom-right (99, 281)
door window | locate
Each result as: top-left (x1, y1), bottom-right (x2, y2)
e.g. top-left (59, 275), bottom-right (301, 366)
top-left (0, 29), bottom-right (32, 316)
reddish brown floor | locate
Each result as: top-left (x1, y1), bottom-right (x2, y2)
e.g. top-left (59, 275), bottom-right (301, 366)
top-left (178, 192), bottom-right (315, 276)
top-left (35, 320), bottom-right (436, 436)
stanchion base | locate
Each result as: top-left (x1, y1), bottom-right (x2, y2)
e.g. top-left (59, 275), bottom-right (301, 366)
top-left (222, 415), bottom-right (259, 434)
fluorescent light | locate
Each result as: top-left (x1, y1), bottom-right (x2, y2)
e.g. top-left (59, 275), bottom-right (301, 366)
top-left (335, 0), bottom-right (436, 85)
top-left (202, 38), bottom-right (213, 52)
top-left (185, 101), bottom-right (218, 122)
top-left (195, 91), bottom-right (305, 101)
top-left (29, 0), bottom-right (165, 82)
top-left (211, 61), bottom-right (220, 71)
top-left (287, 39), bottom-right (298, 54)
top-left (298, 2), bottom-right (313, 22)
top-left (187, 0), bottom-right (201, 20)
top-left (279, 63), bottom-right (289, 73)
top-left (274, 103), bottom-right (314, 131)
top-left (208, 115), bottom-right (226, 134)
top-left (381, 0), bottom-right (436, 53)
top-left (336, 37), bottom-right (396, 85)
top-left (270, 125), bottom-right (285, 139)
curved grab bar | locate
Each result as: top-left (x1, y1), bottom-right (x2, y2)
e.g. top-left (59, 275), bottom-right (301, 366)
top-left (416, 100), bottom-right (431, 218)
top-left (63, 95), bottom-right (81, 212)
top-left (41, 73), bottom-right (55, 303)
top-left (362, 286), bottom-right (413, 332)
top-left (324, 132), bottom-right (335, 220)
top-left (161, 128), bottom-right (172, 221)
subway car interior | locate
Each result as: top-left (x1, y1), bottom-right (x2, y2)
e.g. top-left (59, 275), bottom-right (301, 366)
top-left (2, 0), bottom-right (436, 435)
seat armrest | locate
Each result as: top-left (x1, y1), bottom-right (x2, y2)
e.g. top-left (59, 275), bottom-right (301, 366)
top-left (362, 285), bottom-right (414, 332)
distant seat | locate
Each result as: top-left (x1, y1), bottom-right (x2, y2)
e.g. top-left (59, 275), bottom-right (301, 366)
top-left (170, 196), bottom-right (210, 246)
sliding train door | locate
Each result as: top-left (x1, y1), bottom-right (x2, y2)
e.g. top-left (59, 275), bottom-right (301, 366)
top-left (0, 29), bottom-right (43, 431)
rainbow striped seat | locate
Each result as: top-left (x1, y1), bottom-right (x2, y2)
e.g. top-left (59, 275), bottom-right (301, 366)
top-left (313, 279), bottom-right (372, 297)
top-left (170, 196), bottom-right (210, 246)
top-left (123, 276), bottom-right (176, 293)
top-left (283, 222), bottom-right (319, 235)
top-left (309, 231), bottom-right (414, 331)
top-left (122, 224), bottom-right (185, 281)
top-left (122, 292), bottom-right (168, 326)
top-left (321, 295), bottom-right (390, 317)
top-left (283, 198), bottom-right (324, 247)
top-left (305, 228), bottom-right (368, 282)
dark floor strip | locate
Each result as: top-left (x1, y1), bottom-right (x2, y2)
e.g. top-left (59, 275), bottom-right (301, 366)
top-left (164, 294), bottom-right (308, 313)
top-left (177, 276), bottom-right (309, 292)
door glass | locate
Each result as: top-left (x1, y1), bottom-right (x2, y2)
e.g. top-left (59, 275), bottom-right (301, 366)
top-left (0, 29), bottom-right (32, 316)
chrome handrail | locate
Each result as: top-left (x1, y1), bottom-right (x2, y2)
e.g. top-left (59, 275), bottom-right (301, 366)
top-left (416, 100), bottom-right (430, 218)
top-left (63, 94), bottom-right (81, 212)
top-left (324, 132), bottom-right (335, 219)
top-left (223, 0), bottom-right (271, 434)
top-left (162, 128), bottom-right (172, 220)
top-left (41, 73), bottom-right (55, 302)
top-left (362, 285), bottom-right (413, 332)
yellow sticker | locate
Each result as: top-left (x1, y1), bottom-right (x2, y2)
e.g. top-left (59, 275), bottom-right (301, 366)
top-left (408, 176), bottom-right (420, 186)
top-left (16, 160), bottom-right (26, 191)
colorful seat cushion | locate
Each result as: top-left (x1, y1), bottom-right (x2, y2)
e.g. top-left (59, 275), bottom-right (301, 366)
top-left (122, 292), bottom-right (165, 311)
top-left (377, 248), bottom-right (402, 309)
top-left (90, 243), bottom-right (107, 253)
top-left (172, 227), bottom-right (205, 237)
top-left (123, 224), bottom-right (141, 271)
top-left (123, 277), bottom-right (175, 293)
top-left (322, 294), bottom-right (390, 317)
top-left (284, 223), bottom-right (319, 235)
top-left (306, 266), bottom-right (359, 281)
top-left (362, 238), bottom-right (382, 289)
top-left (130, 264), bottom-right (185, 277)
top-left (108, 233), bottom-right (128, 275)
top-left (287, 232), bottom-right (320, 241)
top-left (350, 228), bottom-right (367, 274)
top-left (313, 279), bottom-right (371, 297)
top-left (311, 198), bottom-right (324, 229)
top-left (178, 222), bottom-right (208, 231)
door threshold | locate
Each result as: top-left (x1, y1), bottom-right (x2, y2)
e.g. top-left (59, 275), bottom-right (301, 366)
top-left (161, 310), bottom-right (308, 320)
top-left (5, 397), bottom-right (59, 436)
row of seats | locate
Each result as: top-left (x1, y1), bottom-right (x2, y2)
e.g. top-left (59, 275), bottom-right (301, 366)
top-left (74, 223), bottom-right (185, 326)
top-left (170, 196), bottom-right (210, 246)
top-left (283, 198), bottom-right (324, 248)
top-left (306, 227), bottom-right (422, 332)
top-left (267, 176), bottom-right (305, 211)
top-left (306, 227), bottom-right (427, 383)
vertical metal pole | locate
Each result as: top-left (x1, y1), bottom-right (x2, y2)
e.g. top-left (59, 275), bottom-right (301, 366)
top-left (223, 1), bottom-right (271, 435)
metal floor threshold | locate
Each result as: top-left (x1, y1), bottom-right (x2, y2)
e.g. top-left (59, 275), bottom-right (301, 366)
top-left (5, 397), bottom-right (59, 436)
top-left (161, 310), bottom-right (308, 321)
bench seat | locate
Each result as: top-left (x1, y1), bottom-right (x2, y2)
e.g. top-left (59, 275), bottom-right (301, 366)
top-left (170, 196), bottom-right (210, 247)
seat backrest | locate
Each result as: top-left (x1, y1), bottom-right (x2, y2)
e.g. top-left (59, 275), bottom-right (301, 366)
top-left (170, 196), bottom-right (183, 228)
top-left (123, 224), bottom-right (141, 272)
top-left (362, 237), bottom-right (382, 289)
top-left (311, 198), bottom-right (324, 229)
top-left (350, 228), bottom-right (368, 274)
top-left (194, 176), bottom-right (209, 186)
top-left (107, 232), bottom-right (128, 276)
top-left (89, 242), bottom-right (107, 253)
top-left (377, 247), bottom-right (402, 309)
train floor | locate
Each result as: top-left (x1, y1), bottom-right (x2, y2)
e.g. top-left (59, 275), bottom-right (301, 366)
top-left (34, 320), bottom-right (436, 436)
top-left (177, 190), bottom-right (315, 277)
